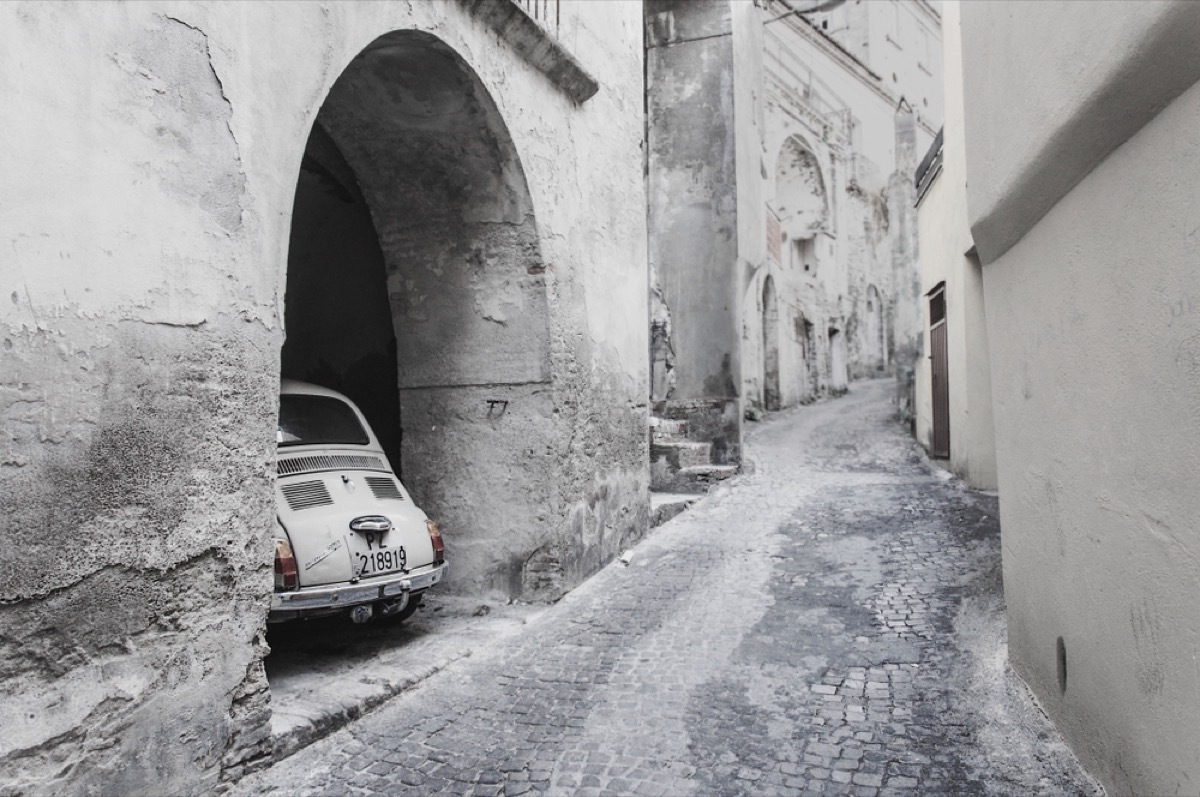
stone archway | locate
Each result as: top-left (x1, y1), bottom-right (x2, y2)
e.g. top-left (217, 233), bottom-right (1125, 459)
top-left (281, 30), bottom-right (553, 596)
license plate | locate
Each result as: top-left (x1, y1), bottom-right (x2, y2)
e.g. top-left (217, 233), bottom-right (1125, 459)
top-left (355, 546), bottom-right (407, 577)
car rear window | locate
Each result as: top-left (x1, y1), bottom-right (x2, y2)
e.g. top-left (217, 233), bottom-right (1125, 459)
top-left (278, 395), bottom-right (369, 448)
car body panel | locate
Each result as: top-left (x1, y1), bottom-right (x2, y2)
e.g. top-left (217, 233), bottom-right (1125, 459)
top-left (270, 562), bottom-right (445, 615)
top-left (270, 380), bottom-right (444, 621)
top-left (275, 456), bottom-right (435, 588)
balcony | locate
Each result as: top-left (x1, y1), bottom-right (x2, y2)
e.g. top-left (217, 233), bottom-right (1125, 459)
top-left (458, 0), bottom-right (598, 104)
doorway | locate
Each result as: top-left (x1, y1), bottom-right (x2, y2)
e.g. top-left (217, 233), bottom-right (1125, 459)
top-left (828, 326), bottom-right (847, 391)
top-left (795, 313), bottom-right (815, 400)
top-left (928, 283), bottom-right (950, 458)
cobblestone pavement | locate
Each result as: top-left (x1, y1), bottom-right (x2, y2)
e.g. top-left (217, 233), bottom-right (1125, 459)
top-left (233, 380), bottom-right (1101, 797)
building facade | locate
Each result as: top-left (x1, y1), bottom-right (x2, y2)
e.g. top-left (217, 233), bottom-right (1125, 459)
top-left (0, 2), bottom-right (648, 792)
top-left (750, 0), bottom-right (944, 411)
top-left (646, 0), bottom-right (941, 493)
top-left (912, 1), bottom-right (996, 490)
top-left (959, 1), bottom-right (1200, 792)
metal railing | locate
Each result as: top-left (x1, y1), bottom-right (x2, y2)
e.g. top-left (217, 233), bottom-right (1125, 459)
top-left (518, 0), bottom-right (560, 36)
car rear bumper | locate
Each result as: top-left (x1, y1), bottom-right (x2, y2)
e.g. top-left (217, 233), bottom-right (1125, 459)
top-left (269, 562), bottom-right (446, 615)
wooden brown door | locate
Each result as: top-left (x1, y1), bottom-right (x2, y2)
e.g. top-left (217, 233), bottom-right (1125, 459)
top-left (929, 285), bottom-right (950, 458)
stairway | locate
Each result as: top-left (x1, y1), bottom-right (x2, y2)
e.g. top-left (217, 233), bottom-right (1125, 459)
top-left (649, 416), bottom-right (739, 499)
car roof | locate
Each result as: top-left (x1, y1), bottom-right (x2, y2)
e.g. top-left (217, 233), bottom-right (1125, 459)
top-left (280, 379), bottom-right (354, 402)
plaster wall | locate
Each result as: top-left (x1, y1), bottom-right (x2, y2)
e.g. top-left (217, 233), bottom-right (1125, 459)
top-left (978, 62), bottom-right (1200, 797)
top-left (912, 0), bottom-right (995, 490)
top-left (0, 1), bottom-right (647, 792)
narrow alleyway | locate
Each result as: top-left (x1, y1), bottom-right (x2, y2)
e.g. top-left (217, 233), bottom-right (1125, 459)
top-left (234, 380), bottom-right (1099, 797)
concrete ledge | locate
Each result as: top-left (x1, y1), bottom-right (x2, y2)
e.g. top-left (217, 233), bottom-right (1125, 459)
top-left (458, 0), bottom-right (599, 104)
top-left (651, 492), bottom-right (699, 526)
top-left (270, 653), bottom-right (468, 763)
top-left (961, 1), bottom-right (1200, 265)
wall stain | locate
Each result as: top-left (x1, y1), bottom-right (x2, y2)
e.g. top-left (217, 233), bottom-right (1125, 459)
top-left (1130, 600), bottom-right (1166, 697)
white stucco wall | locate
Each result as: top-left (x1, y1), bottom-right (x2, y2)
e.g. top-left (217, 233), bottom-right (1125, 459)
top-left (962, 3), bottom-right (1200, 789)
top-left (913, 0), bottom-right (995, 490)
top-left (0, 1), bottom-right (647, 792)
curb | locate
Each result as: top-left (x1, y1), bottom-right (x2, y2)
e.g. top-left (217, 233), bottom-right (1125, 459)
top-left (269, 647), bottom-right (474, 764)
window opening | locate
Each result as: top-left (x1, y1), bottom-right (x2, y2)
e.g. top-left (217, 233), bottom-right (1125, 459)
top-left (929, 284), bottom-right (946, 326)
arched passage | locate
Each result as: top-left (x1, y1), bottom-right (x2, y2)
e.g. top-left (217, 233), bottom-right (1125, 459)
top-left (866, 284), bottom-right (885, 372)
top-left (281, 30), bottom-right (552, 596)
top-left (762, 276), bottom-right (781, 410)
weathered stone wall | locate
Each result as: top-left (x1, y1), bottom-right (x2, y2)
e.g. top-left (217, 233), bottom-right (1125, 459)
top-left (889, 104), bottom-right (921, 426)
top-left (645, 0), bottom-right (744, 464)
top-left (1, 6), bottom-right (281, 791)
top-left (0, 1), bottom-right (647, 792)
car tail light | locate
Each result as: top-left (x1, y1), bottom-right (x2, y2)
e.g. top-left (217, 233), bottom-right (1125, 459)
top-left (274, 538), bottom-right (299, 591)
top-left (426, 519), bottom-right (445, 565)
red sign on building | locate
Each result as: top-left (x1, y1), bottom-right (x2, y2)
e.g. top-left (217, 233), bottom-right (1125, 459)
top-left (767, 211), bottom-right (781, 264)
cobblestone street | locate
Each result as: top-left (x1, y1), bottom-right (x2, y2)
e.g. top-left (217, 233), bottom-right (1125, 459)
top-left (234, 380), bottom-right (1099, 797)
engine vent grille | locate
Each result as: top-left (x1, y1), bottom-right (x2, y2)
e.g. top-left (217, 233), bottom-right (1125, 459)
top-left (280, 480), bottom-right (333, 511)
top-left (277, 454), bottom-right (388, 476)
top-left (365, 477), bottom-right (404, 502)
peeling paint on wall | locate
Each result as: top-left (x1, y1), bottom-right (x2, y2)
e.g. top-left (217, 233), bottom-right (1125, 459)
top-left (0, 0), bottom-right (648, 792)
top-left (132, 16), bottom-right (247, 233)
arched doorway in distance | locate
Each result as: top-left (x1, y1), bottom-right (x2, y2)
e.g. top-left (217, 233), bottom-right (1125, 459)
top-left (762, 275), bottom-right (781, 410)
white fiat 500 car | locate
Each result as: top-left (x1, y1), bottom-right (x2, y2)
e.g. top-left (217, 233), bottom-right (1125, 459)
top-left (270, 380), bottom-right (446, 624)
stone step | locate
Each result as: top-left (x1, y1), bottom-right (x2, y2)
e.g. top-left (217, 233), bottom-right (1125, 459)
top-left (651, 462), bottom-right (739, 494)
top-left (650, 492), bottom-right (700, 527)
top-left (679, 464), bottom-right (739, 484)
top-left (649, 417), bottom-right (688, 441)
top-left (650, 440), bottom-right (713, 469)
